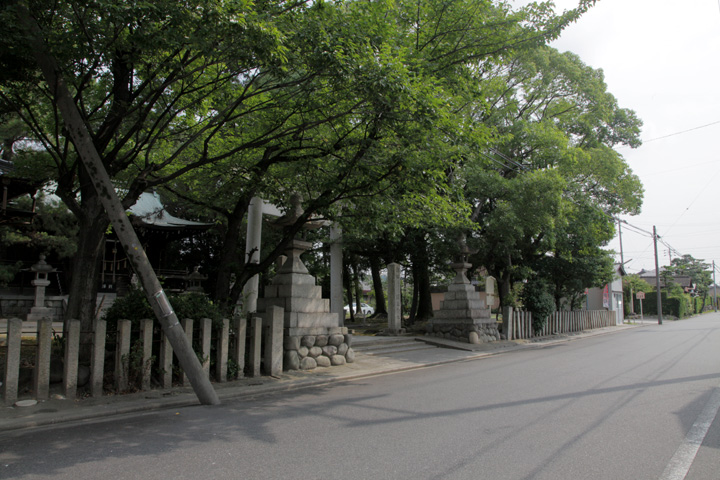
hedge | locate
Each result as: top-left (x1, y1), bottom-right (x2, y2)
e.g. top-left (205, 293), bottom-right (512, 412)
top-left (632, 291), bottom-right (691, 319)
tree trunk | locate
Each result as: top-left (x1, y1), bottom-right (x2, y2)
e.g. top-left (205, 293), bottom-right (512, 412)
top-left (408, 273), bottom-right (418, 326)
top-left (499, 271), bottom-right (512, 309)
top-left (213, 197), bottom-right (250, 311)
top-left (353, 262), bottom-right (362, 322)
top-left (409, 233), bottom-right (433, 322)
top-left (63, 174), bottom-right (109, 363)
top-left (369, 255), bottom-right (387, 316)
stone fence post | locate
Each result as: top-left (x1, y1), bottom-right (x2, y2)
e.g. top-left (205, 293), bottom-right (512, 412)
top-left (502, 306), bottom-right (513, 341)
top-left (388, 263), bottom-right (402, 334)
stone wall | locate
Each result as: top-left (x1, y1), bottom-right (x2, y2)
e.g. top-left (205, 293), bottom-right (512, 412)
top-left (0, 295), bottom-right (65, 321)
top-left (0, 294), bottom-right (115, 322)
top-left (427, 322), bottom-right (500, 344)
top-left (283, 329), bottom-right (354, 370)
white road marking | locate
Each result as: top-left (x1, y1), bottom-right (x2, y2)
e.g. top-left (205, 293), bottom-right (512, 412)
top-left (659, 384), bottom-right (720, 480)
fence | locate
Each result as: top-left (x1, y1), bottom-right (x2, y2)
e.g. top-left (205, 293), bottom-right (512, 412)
top-left (1, 306), bottom-right (284, 406)
top-left (511, 310), bottom-right (617, 340)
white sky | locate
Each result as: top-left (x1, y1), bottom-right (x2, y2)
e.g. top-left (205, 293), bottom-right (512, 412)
top-left (513, 0), bottom-right (720, 274)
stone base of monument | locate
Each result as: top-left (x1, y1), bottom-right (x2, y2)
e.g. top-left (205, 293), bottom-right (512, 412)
top-left (258, 240), bottom-right (354, 370)
top-left (426, 321), bottom-right (499, 344)
top-left (427, 262), bottom-right (500, 344)
top-left (282, 329), bottom-right (354, 370)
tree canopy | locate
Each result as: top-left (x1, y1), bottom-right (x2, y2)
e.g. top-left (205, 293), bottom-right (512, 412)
top-left (0, 0), bottom-right (643, 326)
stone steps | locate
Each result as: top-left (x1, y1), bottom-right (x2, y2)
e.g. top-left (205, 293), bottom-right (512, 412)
top-left (352, 337), bottom-right (438, 356)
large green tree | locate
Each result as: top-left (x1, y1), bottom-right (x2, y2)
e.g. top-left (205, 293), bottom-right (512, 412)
top-left (667, 254), bottom-right (712, 309)
top-left (1, 0), bottom-right (598, 332)
top-left (163, 0), bottom-right (596, 314)
top-left (2, 0), bottom-right (304, 332)
top-left (467, 46), bottom-right (643, 307)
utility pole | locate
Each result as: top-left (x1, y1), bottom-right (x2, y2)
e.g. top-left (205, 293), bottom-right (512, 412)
top-left (653, 226), bottom-right (663, 325)
top-left (18, 4), bottom-right (219, 405)
top-left (618, 219), bottom-right (625, 265)
top-left (714, 261), bottom-right (717, 312)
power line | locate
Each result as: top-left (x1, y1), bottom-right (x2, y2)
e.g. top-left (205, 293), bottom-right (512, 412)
top-left (643, 119), bottom-right (720, 143)
top-left (661, 166), bottom-right (720, 238)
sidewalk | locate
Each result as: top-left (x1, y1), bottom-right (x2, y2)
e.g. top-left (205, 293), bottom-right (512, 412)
top-left (0, 323), bottom-right (642, 432)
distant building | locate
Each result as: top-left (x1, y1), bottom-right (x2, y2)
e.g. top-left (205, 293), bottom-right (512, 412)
top-left (586, 264), bottom-right (625, 325)
top-left (637, 268), bottom-right (695, 294)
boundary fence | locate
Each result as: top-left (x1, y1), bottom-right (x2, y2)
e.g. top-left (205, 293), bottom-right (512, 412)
top-left (1, 307), bottom-right (284, 406)
top-left (511, 310), bottom-right (617, 340)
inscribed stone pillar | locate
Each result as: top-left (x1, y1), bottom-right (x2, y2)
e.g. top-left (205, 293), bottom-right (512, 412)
top-left (388, 263), bottom-right (402, 334)
top-left (330, 223), bottom-right (344, 326)
top-left (485, 276), bottom-right (496, 309)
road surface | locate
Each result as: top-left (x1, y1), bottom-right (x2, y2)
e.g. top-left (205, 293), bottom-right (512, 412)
top-left (1, 314), bottom-right (719, 479)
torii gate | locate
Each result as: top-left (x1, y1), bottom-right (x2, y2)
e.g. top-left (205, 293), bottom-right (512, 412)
top-left (241, 197), bottom-right (344, 325)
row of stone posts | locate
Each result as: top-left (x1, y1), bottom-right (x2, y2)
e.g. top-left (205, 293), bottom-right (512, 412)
top-left (2, 306), bottom-right (285, 406)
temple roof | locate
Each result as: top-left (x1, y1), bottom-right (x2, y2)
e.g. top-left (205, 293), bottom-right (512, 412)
top-left (128, 192), bottom-right (213, 231)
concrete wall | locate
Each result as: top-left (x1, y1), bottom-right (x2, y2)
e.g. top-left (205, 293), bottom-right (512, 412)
top-left (0, 293), bottom-right (116, 322)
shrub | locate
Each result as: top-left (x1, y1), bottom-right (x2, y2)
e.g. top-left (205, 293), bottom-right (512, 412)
top-left (102, 287), bottom-right (222, 328)
top-left (521, 278), bottom-right (555, 334)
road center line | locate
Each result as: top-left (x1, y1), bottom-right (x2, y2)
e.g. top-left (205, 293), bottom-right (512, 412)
top-left (659, 384), bottom-right (720, 480)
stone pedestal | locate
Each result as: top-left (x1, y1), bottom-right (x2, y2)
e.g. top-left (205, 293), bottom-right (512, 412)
top-left (428, 262), bottom-right (499, 344)
top-left (258, 239), bottom-right (352, 370)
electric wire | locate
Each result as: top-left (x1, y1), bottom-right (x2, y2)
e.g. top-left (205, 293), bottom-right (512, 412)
top-left (642, 119), bottom-right (720, 144)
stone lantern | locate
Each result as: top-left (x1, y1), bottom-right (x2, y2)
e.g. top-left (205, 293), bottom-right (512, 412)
top-left (185, 266), bottom-right (207, 293)
top-left (27, 255), bottom-right (55, 322)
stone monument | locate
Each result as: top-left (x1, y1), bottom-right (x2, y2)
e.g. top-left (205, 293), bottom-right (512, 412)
top-left (427, 235), bottom-right (499, 344)
top-left (257, 196), bottom-right (353, 370)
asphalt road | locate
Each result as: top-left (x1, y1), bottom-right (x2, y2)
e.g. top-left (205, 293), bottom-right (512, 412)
top-left (2, 314), bottom-right (719, 480)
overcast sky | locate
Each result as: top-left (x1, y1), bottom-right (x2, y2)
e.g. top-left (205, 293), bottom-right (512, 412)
top-left (513, 0), bottom-right (720, 274)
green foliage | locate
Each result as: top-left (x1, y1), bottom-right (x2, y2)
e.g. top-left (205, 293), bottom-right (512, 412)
top-left (0, 193), bottom-right (78, 259)
top-left (102, 288), bottom-right (154, 326)
top-left (635, 291), bottom-right (691, 319)
top-left (667, 255), bottom-right (712, 298)
top-left (2, 0), bottom-right (620, 323)
top-left (102, 288), bottom-right (223, 329)
top-left (521, 278), bottom-right (556, 334)
top-left (0, 261), bottom-right (22, 287)
top-left (467, 44), bottom-right (642, 306)
top-left (623, 274), bottom-right (652, 315)
top-left (118, 341), bottom-right (155, 393)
